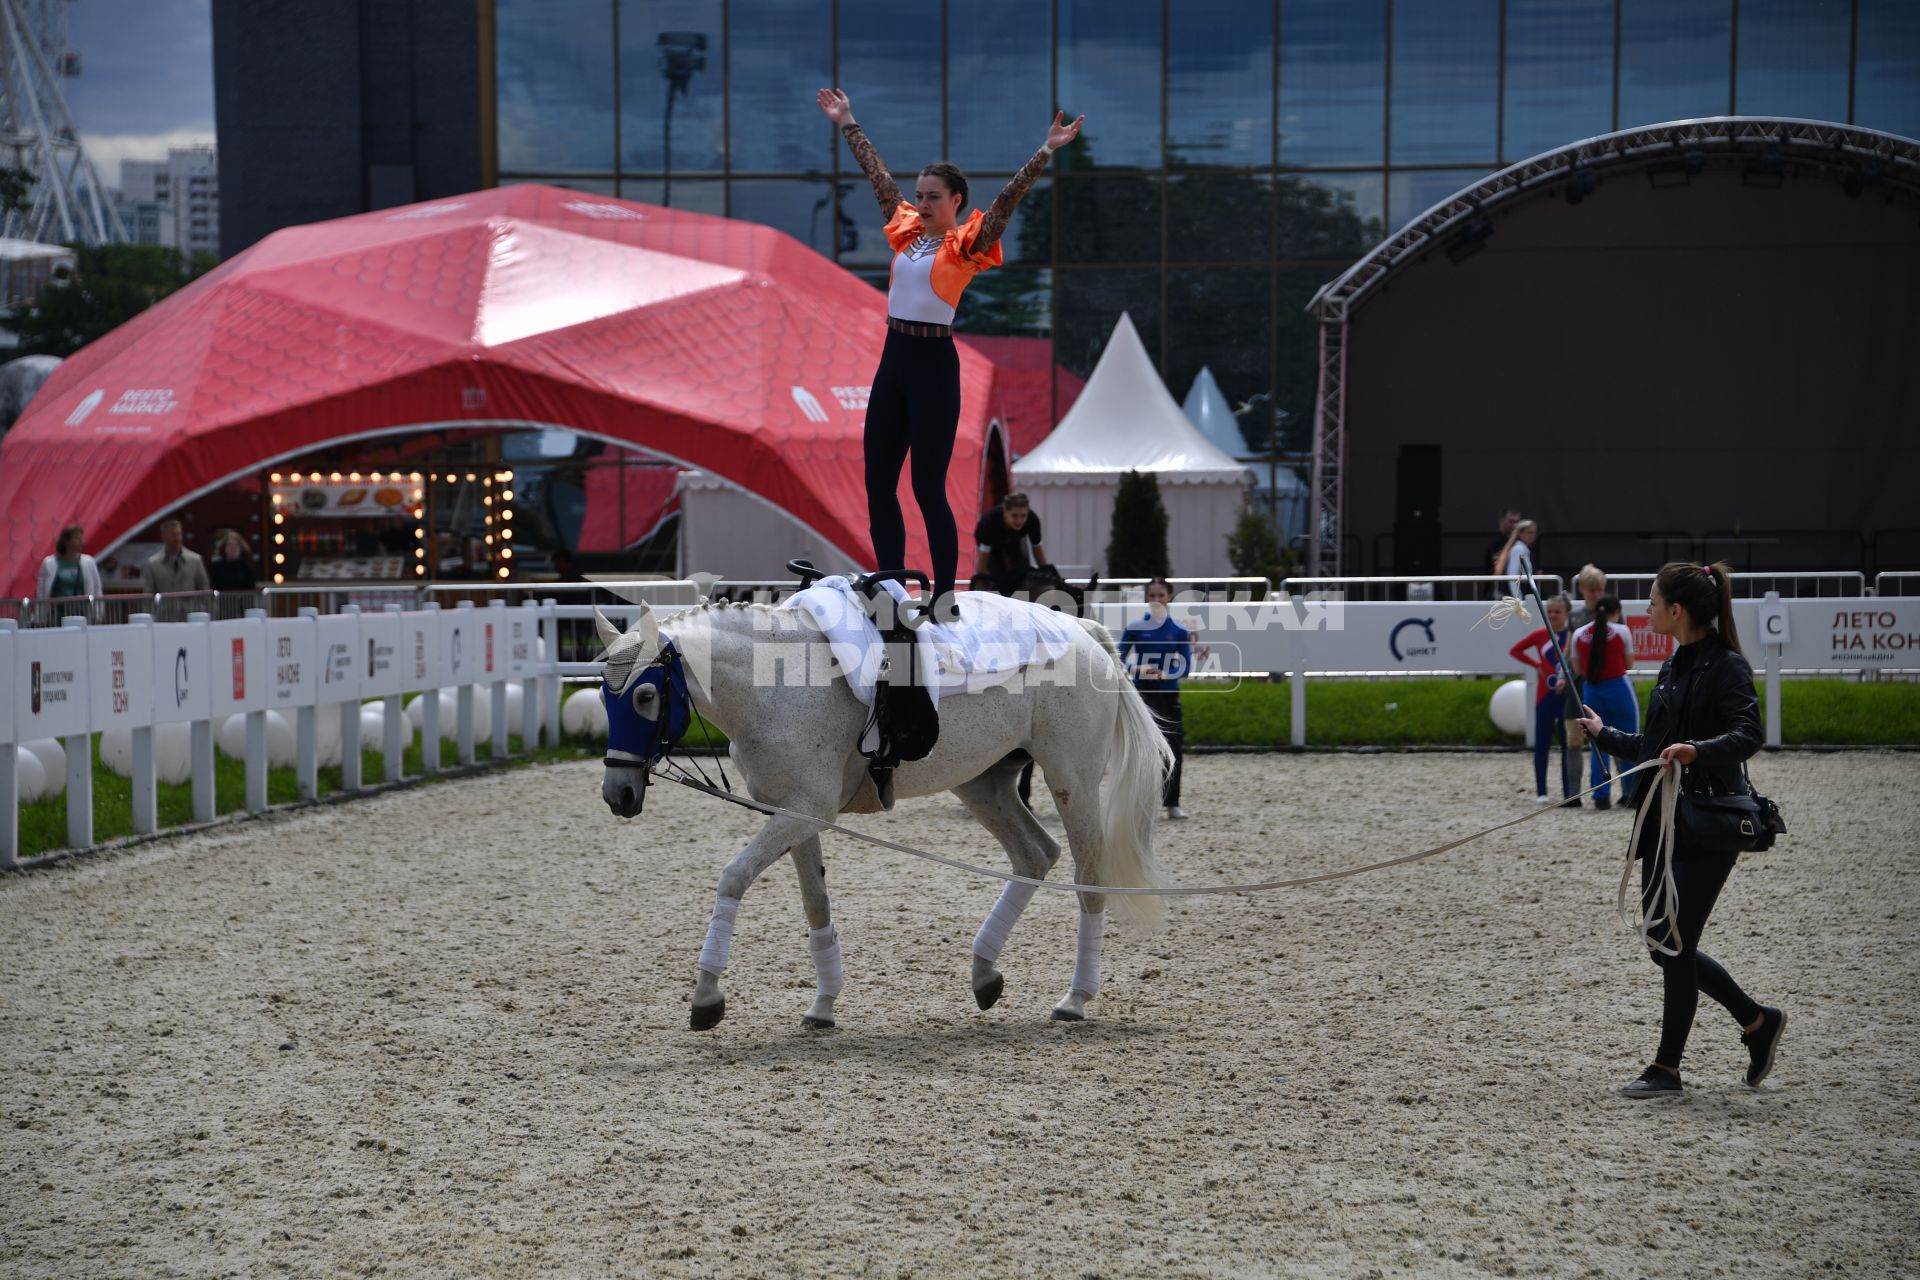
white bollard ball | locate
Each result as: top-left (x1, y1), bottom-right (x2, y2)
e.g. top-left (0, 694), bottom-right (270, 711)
top-left (503, 681), bottom-right (526, 732)
top-left (16, 747), bottom-right (49, 804)
top-left (217, 713), bottom-right (248, 761)
top-left (262, 709), bottom-right (296, 768)
top-left (360, 704), bottom-right (389, 755)
top-left (1489, 679), bottom-right (1529, 736)
top-left (152, 721), bottom-right (192, 786)
top-left (315, 705), bottom-right (344, 768)
top-left (22, 739), bottom-right (67, 797)
top-left (100, 726), bottom-right (134, 778)
top-left (562, 686), bottom-right (607, 739)
top-left (405, 692), bottom-right (428, 731)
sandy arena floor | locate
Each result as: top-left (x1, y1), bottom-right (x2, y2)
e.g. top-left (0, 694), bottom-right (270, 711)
top-left (2, 750), bottom-right (1916, 1279)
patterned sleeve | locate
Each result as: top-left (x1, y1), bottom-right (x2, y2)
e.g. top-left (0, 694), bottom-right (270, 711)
top-left (840, 122), bottom-right (902, 218)
top-left (973, 144), bottom-right (1052, 257)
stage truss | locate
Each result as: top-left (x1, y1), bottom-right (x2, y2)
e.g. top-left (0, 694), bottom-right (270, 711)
top-left (1303, 117), bottom-right (1920, 575)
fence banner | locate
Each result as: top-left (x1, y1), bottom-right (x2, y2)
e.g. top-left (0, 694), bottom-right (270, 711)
top-left (209, 618), bottom-right (268, 718)
top-left (360, 611), bottom-right (403, 698)
top-left (399, 611), bottom-right (440, 693)
top-left (444, 609), bottom-right (479, 686)
top-left (476, 612), bottom-right (505, 684)
top-left (89, 624), bottom-right (154, 732)
top-left (149, 622), bottom-right (212, 725)
top-left (506, 606), bottom-right (540, 679)
top-left (314, 615), bottom-right (362, 703)
top-left (267, 616), bottom-right (318, 709)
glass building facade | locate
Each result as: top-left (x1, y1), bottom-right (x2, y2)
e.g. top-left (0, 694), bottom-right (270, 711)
top-left (493, 0), bottom-right (1920, 450)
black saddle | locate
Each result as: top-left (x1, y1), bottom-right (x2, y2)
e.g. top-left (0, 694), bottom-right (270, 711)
top-left (790, 560), bottom-right (941, 810)
top-left (1020, 564), bottom-right (1099, 618)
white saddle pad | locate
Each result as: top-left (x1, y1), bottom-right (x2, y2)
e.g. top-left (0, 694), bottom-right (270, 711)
top-left (785, 575), bottom-right (1081, 711)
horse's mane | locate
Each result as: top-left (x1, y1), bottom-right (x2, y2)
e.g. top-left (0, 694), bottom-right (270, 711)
top-left (602, 598), bottom-right (800, 693)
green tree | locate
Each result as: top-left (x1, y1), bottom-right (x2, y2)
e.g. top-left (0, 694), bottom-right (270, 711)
top-left (0, 166), bottom-right (32, 215)
top-left (1227, 502), bottom-right (1291, 588)
top-left (1106, 469), bottom-right (1171, 579)
top-left (10, 243), bottom-right (215, 357)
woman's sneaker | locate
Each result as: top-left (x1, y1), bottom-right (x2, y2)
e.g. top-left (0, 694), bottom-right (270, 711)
top-left (1619, 1064), bottom-right (1684, 1098)
top-left (1742, 1007), bottom-right (1787, 1087)
top-left (1165, 805), bottom-right (1188, 821)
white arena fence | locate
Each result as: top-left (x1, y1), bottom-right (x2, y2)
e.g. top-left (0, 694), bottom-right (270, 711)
top-left (2, 600), bottom-right (563, 867)
top-left (6, 586), bottom-right (1917, 865)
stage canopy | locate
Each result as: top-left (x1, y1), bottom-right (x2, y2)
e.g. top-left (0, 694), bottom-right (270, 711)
top-left (0, 184), bottom-right (1010, 595)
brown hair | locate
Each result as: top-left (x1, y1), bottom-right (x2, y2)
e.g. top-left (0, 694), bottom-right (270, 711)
top-left (56, 524), bottom-right (83, 555)
top-left (1003, 491), bottom-right (1030, 510)
top-left (918, 162), bottom-right (969, 212)
top-left (1145, 577), bottom-right (1173, 597)
top-left (1655, 561), bottom-right (1743, 655)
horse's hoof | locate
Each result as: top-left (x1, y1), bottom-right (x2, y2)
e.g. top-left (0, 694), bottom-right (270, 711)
top-left (689, 998), bottom-right (726, 1031)
top-left (800, 1014), bottom-right (835, 1030)
top-left (973, 975), bottom-right (1004, 1011)
top-left (1049, 1007), bottom-right (1085, 1022)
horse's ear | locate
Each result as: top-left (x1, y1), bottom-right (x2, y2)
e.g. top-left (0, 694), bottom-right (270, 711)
top-left (592, 606), bottom-right (623, 651)
top-left (636, 605), bottom-right (660, 657)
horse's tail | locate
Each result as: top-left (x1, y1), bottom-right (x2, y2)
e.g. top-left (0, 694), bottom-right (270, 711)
top-left (1079, 618), bottom-right (1173, 934)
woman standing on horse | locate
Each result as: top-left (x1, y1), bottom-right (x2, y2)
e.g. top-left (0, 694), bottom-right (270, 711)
top-left (818, 87), bottom-right (1082, 622)
top-left (1576, 562), bottom-right (1785, 1099)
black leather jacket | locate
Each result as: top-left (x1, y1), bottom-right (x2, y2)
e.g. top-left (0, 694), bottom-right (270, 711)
top-left (1595, 634), bottom-right (1762, 805)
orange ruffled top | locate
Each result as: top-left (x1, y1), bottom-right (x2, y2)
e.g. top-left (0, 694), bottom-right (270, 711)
top-left (883, 204), bottom-right (1005, 311)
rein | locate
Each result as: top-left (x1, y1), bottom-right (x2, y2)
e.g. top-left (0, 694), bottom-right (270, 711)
top-left (646, 755), bottom-right (1667, 902)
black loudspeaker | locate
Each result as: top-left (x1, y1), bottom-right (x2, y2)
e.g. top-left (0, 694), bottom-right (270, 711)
top-left (1393, 444), bottom-right (1442, 575)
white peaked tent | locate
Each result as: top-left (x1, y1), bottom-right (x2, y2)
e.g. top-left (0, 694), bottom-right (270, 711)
top-left (1182, 366), bottom-right (1250, 457)
top-left (1012, 314), bottom-right (1253, 577)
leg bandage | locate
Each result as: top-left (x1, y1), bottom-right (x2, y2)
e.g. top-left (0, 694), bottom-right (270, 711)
top-left (971, 881), bottom-right (1038, 965)
top-left (698, 894), bottom-right (741, 975)
top-left (1071, 910), bottom-right (1105, 998)
top-left (808, 923), bottom-right (845, 998)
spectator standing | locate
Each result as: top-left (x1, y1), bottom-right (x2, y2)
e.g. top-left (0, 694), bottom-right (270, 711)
top-left (1480, 508), bottom-right (1520, 597)
top-left (1496, 519), bottom-right (1539, 600)
top-left (1576, 562), bottom-right (1783, 1100)
top-left (1509, 594), bottom-right (1579, 806)
top-left (141, 518), bottom-right (211, 596)
top-left (1572, 593), bottom-right (1638, 809)
top-left (974, 493), bottom-right (1050, 596)
top-left (209, 529), bottom-right (257, 593)
top-left (1119, 578), bottom-right (1194, 821)
top-left (36, 524), bottom-right (104, 616)
top-left (1570, 563), bottom-right (1608, 628)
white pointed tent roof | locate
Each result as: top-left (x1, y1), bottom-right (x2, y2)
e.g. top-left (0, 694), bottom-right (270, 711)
top-left (1181, 365), bottom-right (1250, 458)
top-left (1013, 313), bottom-right (1253, 485)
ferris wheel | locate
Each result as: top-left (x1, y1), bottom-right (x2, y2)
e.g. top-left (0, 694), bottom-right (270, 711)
top-left (0, 0), bottom-right (126, 245)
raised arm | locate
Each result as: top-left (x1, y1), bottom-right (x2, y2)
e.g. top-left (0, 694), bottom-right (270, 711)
top-left (817, 88), bottom-right (902, 218)
top-left (975, 111), bottom-right (1084, 254)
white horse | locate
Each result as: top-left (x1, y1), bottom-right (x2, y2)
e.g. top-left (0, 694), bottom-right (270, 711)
top-left (593, 596), bottom-right (1172, 1031)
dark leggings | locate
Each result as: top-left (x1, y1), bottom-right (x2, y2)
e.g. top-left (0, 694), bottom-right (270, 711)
top-left (864, 329), bottom-right (960, 599)
top-left (1637, 832), bottom-right (1764, 1067)
top-left (1530, 694), bottom-right (1577, 797)
top-left (1139, 690), bottom-right (1184, 807)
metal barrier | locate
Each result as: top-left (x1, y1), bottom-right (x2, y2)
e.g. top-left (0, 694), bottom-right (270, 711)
top-left (1601, 571), bottom-right (1866, 601)
top-left (1281, 574), bottom-right (1567, 602)
top-left (261, 584), bottom-right (421, 617)
top-left (0, 590), bottom-right (238, 627)
top-left (1875, 572), bottom-right (1920, 597)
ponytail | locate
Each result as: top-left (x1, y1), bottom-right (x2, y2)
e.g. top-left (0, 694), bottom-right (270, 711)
top-left (1707, 561), bottom-right (1742, 656)
top-left (1653, 560), bottom-right (1743, 656)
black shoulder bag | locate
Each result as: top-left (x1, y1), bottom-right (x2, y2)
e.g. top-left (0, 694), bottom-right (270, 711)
top-left (1669, 658), bottom-right (1786, 855)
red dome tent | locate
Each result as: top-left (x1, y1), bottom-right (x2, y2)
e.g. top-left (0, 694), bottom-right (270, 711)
top-left (0, 184), bottom-right (1009, 595)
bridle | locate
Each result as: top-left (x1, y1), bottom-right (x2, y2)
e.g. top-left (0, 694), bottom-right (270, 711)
top-left (600, 637), bottom-right (730, 813)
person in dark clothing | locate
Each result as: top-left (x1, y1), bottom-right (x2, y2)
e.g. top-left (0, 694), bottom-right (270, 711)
top-left (1576, 561), bottom-right (1785, 1099)
top-left (208, 529), bottom-right (257, 592)
top-left (1119, 578), bottom-right (1194, 820)
top-left (822, 88), bottom-right (1080, 622)
top-left (974, 493), bottom-right (1050, 595)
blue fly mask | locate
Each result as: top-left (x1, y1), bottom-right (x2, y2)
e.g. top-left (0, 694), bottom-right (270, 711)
top-left (603, 637), bottom-right (692, 768)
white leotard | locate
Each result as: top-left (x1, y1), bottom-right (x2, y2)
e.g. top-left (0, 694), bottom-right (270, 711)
top-left (888, 234), bottom-right (956, 325)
